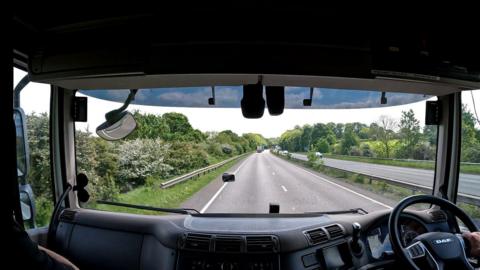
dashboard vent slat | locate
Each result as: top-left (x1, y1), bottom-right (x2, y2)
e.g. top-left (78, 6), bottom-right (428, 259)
top-left (305, 228), bottom-right (328, 245)
top-left (429, 210), bottom-right (447, 222)
top-left (183, 233), bottom-right (212, 251)
top-left (246, 236), bottom-right (278, 253)
top-left (59, 210), bottom-right (76, 222)
top-left (215, 236), bottom-right (243, 253)
top-left (325, 224), bottom-right (344, 239)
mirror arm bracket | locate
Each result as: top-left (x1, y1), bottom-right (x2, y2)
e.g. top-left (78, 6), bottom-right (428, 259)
top-left (105, 89), bottom-right (138, 123)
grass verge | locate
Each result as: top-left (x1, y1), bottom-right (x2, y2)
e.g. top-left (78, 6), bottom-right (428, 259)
top-left (316, 154), bottom-right (480, 175)
top-left (87, 158), bottom-right (241, 215)
top-left (275, 152), bottom-right (480, 219)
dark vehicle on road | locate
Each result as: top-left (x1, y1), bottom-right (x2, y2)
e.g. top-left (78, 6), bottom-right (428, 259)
top-left (10, 6), bottom-right (480, 270)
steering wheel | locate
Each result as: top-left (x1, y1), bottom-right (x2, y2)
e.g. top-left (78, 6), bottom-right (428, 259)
top-left (388, 195), bottom-right (479, 270)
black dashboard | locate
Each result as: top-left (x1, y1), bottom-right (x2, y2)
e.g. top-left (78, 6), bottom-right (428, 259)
top-left (53, 208), bottom-right (454, 270)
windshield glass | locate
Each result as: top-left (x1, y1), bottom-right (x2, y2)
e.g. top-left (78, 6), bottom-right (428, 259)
top-left (75, 88), bottom-right (441, 214)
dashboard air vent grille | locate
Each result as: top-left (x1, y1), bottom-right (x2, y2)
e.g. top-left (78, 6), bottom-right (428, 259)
top-left (305, 228), bottom-right (328, 245)
top-left (184, 233), bottom-right (212, 251)
top-left (215, 236), bottom-right (243, 253)
top-left (325, 224), bottom-right (344, 239)
top-left (430, 210), bottom-right (447, 222)
top-left (59, 210), bottom-right (76, 222)
top-left (246, 236), bottom-right (278, 253)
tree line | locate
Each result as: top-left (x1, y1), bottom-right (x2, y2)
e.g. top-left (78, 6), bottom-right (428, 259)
top-left (278, 107), bottom-right (480, 162)
top-left (25, 111), bottom-right (268, 225)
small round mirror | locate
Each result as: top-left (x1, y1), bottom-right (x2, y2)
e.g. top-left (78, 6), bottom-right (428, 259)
top-left (96, 111), bottom-right (136, 141)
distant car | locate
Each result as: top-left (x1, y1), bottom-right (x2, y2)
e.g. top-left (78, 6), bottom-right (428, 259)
top-left (315, 152), bottom-right (323, 158)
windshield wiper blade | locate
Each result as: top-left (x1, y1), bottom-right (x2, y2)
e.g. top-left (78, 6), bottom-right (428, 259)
top-left (96, 200), bottom-right (199, 214)
top-left (305, 208), bottom-right (368, 215)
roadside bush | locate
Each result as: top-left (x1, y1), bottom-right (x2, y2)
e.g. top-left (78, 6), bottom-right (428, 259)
top-left (412, 143), bottom-right (436, 160)
top-left (118, 139), bottom-right (172, 189)
top-left (307, 151), bottom-right (318, 167)
top-left (205, 142), bottom-right (224, 157)
top-left (233, 143), bottom-right (245, 155)
top-left (88, 173), bottom-right (120, 201)
top-left (361, 144), bottom-right (373, 157)
top-left (315, 138), bottom-right (330, 153)
top-left (34, 195), bottom-right (53, 227)
top-left (395, 144), bottom-right (410, 159)
top-left (164, 142), bottom-right (209, 175)
top-left (462, 146), bottom-right (480, 163)
top-left (221, 144), bottom-right (233, 155)
top-left (349, 146), bottom-right (362, 156)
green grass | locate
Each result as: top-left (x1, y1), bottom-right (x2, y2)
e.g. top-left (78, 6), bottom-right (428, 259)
top-left (322, 154), bottom-right (480, 175)
top-left (87, 158), bottom-right (241, 215)
top-left (273, 152), bottom-right (480, 219)
top-left (325, 154), bottom-right (436, 170)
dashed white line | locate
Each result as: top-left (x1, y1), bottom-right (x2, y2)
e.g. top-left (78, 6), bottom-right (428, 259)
top-left (200, 155), bottom-right (251, 213)
top-left (281, 185), bottom-right (288, 192)
top-left (273, 154), bottom-right (393, 209)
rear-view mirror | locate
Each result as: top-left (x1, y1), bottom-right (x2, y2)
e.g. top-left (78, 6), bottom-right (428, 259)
top-left (96, 111), bottom-right (137, 141)
top-left (14, 108), bottom-right (29, 180)
top-left (96, 89), bottom-right (138, 141)
top-left (222, 173), bottom-right (235, 182)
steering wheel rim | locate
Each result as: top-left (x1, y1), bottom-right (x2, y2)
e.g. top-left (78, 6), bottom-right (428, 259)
top-left (388, 195), bottom-right (478, 270)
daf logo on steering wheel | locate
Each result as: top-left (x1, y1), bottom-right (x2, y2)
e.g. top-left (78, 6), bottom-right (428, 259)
top-left (433, 238), bottom-right (453, 245)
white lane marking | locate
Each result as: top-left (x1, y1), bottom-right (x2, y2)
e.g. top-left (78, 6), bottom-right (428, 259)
top-left (281, 185), bottom-right (288, 192)
top-left (232, 156), bottom-right (250, 174)
top-left (272, 172), bottom-right (276, 176)
top-left (200, 182), bottom-right (228, 213)
top-left (274, 154), bottom-right (393, 209)
top-left (200, 156), bottom-right (251, 213)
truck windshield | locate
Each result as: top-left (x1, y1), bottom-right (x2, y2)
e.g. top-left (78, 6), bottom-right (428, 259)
top-left (73, 88), bottom-right (445, 215)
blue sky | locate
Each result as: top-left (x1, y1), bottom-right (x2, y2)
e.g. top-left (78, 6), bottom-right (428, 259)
top-left (79, 87), bottom-right (430, 109)
top-left (15, 68), bottom-right (479, 138)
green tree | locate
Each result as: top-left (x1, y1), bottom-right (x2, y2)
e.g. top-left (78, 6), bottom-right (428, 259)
top-left (423, 125), bottom-right (437, 145)
top-left (300, 125), bottom-right (313, 151)
top-left (127, 111), bottom-right (169, 140)
top-left (25, 113), bottom-right (52, 200)
top-left (341, 125), bottom-right (359, 155)
top-left (375, 115), bottom-right (397, 158)
top-left (315, 138), bottom-right (330, 153)
top-left (163, 112), bottom-right (205, 142)
top-left (117, 139), bottom-right (172, 189)
top-left (461, 105), bottom-right (480, 162)
top-left (279, 128), bottom-right (303, 152)
top-left (398, 109), bottom-right (421, 158)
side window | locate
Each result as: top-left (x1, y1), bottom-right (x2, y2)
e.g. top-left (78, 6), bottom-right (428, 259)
top-left (14, 68), bottom-right (53, 228)
top-left (458, 90), bottom-right (480, 227)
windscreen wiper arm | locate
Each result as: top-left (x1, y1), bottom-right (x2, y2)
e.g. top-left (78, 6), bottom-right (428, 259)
top-left (96, 200), bottom-right (199, 214)
top-left (305, 208), bottom-right (368, 215)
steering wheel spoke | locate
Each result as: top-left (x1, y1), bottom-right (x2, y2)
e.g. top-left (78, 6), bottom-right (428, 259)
top-left (405, 241), bottom-right (443, 270)
top-left (406, 241), bottom-right (426, 259)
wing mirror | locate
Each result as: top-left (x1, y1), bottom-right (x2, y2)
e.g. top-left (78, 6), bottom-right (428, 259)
top-left (96, 89), bottom-right (138, 140)
top-left (14, 108), bottom-right (29, 180)
top-left (222, 173), bottom-right (235, 182)
top-left (19, 184), bottom-right (36, 228)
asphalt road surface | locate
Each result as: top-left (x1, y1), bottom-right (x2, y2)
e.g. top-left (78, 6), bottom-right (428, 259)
top-left (184, 151), bottom-right (392, 214)
top-left (291, 153), bottom-right (480, 197)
